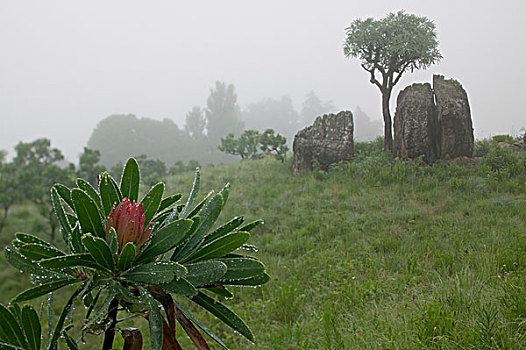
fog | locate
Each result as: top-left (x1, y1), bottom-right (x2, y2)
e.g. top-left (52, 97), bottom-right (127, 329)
top-left (1, 0), bottom-right (525, 161)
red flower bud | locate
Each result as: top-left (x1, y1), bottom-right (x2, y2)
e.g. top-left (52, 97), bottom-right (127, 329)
top-left (106, 198), bottom-right (152, 252)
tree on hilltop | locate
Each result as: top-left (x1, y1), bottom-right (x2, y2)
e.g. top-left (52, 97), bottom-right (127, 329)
top-left (344, 11), bottom-right (442, 152)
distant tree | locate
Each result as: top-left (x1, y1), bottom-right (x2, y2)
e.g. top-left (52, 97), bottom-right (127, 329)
top-left (344, 11), bottom-right (442, 152)
top-left (243, 96), bottom-right (300, 141)
top-left (205, 81), bottom-right (244, 145)
top-left (354, 106), bottom-right (382, 141)
top-left (135, 154), bottom-right (168, 186)
top-left (12, 139), bottom-right (75, 240)
top-left (0, 162), bottom-right (22, 232)
top-left (219, 130), bottom-right (261, 159)
top-left (77, 147), bottom-right (105, 186)
top-left (87, 114), bottom-right (192, 166)
top-left (259, 129), bottom-right (289, 162)
top-left (300, 91), bottom-right (335, 127)
top-left (185, 106), bottom-right (207, 139)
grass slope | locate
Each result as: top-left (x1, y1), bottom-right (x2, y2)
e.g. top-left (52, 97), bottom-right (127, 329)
top-left (1, 145), bottom-right (526, 349)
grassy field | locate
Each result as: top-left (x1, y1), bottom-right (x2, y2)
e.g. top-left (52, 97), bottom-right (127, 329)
top-left (1, 142), bottom-right (526, 349)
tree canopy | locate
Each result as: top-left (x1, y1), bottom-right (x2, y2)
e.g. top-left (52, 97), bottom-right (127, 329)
top-left (343, 11), bottom-right (442, 151)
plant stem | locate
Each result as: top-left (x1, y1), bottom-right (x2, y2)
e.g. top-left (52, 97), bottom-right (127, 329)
top-left (102, 298), bottom-right (119, 350)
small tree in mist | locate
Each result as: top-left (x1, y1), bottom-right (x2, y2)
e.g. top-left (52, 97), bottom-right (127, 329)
top-left (205, 81), bottom-right (244, 145)
top-left (184, 106), bottom-right (207, 140)
top-left (77, 147), bottom-right (105, 186)
top-left (300, 91), bottom-right (334, 128)
top-left (344, 11), bottom-right (442, 152)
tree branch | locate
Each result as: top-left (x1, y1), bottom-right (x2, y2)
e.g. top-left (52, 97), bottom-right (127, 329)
top-left (392, 62), bottom-right (411, 87)
top-left (361, 63), bottom-right (382, 90)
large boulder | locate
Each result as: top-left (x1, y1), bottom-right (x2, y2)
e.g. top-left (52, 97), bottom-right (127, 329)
top-left (433, 75), bottom-right (474, 158)
top-left (393, 83), bottom-right (438, 162)
top-left (292, 111), bottom-right (354, 173)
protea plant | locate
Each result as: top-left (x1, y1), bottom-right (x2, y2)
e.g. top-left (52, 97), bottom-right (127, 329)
top-left (1, 158), bottom-right (269, 349)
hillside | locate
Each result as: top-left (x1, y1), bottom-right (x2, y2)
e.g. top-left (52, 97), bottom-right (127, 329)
top-left (1, 144), bottom-right (526, 349)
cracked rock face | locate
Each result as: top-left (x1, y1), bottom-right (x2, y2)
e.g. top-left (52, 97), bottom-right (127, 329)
top-left (433, 75), bottom-right (474, 159)
top-left (292, 111), bottom-right (354, 173)
top-left (394, 75), bottom-right (474, 162)
top-left (394, 83), bottom-right (438, 162)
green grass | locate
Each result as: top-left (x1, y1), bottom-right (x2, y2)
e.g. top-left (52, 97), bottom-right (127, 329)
top-left (1, 143), bottom-right (526, 349)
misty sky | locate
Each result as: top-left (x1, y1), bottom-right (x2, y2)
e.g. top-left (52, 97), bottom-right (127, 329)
top-left (1, 0), bottom-right (525, 161)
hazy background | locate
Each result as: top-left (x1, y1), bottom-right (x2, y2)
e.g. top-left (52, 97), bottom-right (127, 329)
top-left (1, 0), bottom-right (525, 161)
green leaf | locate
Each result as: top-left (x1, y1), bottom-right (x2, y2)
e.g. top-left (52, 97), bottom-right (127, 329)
top-left (51, 187), bottom-right (73, 241)
top-left (179, 168), bottom-right (200, 219)
top-left (82, 284), bottom-right (116, 332)
top-left (47, 286), bottom-right (82, 350)
top-left (221, 272), bottom-right (270, 286)
top-left (158, 194), bottom-right (182, 212)
top-left (0, 304), bottom-right (26, 348)
top-left (170, 216), bottom-right (200, 261)
top-left (191, 291), bottom-right (254, 342)
top-left (81, 234), bottom-right (115, 271)
top-left (70, 222), bottom-right (84, 254)
top-left (71, 188), bottom-right (105, 238)
top-left (205, 286), bottom-right (233, 298)
top-left (62, 331), bottom-right (77, 350)
top-left (186, 190), bottom-right (213, 219)
top-left (98, 172), bottom-right (121, 217)
top-left (135, 219), bottom-right (192, 265)
top-left (140, 288), bottom-right (163, 350)
top-left (30, 271), bottom-right (71, 284)
top-left (123, 261), bottom-right (186, 285)
top-left (21, 305), bottom-right (40, 350)
top-left (53, 184), bottom-right (74, 209)
top-left (0, 340), bottom-right (23, 349)
top-left (4, 247), bottom-right (44, 275)
top-left (19, 244), bottom-right (64, 261)
top-left (141, 182), bottom-right (164, 228)
top-left (219, 183), bottom-right (230, 207)
top-left (220, 258), bottom-right (265, 280)
top-left (107, 227), bottom-right (118, 255)
top-left (185, 261), bottom-right (227, 287)
top-left (176, 194), bottom-right (223, 261)
top-left (186, 232), bottom-right (250, 263)
top-left (238, 219), bottom-right (264, 232)
top-left (76, 178), bottom-right (102, 212)
top-left (13, 278), bottom-right (81, 302)
top-left (120, 158), bottom-right (140, 202)
top-left (161, 277), bottom-right (197, 297)
top-left (40, 254), bottom-right (102, 270)
top-left (14, 233), bottom-right (52, 247)
top-left (172, 299), bottom-right (228, 349)
top-left (203, 216), bottom-right (244, 245)
top-left (117, 242), bottom-right (136, 271)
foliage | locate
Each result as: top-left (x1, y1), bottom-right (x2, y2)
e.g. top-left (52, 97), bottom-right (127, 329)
top-left (205, 82), bottom-right (244, 145)
top-left (169, 160), bottom-right (201, 176)
top-left (492, 134), bottom-right (515, 144)
top-left (2, 158), bottom-right (269, 349)
top-left (259, 129), bottom-right (289, 162)
top-left (77, 147), bottom-right (106, 186)
top-left (343, 11), bottom-right (442, 151)
top-left (135, 155), bottom-right (168, 187)
top-left (219, 129), bottom-right (288, 161)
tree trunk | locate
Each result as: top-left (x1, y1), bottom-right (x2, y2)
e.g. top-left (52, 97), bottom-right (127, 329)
top-left (0, 206), bottom-right (9, 233)
top-left (381, 90), bottom-right (393, 152)
top-left (102, 298), bottom-right (119, 350)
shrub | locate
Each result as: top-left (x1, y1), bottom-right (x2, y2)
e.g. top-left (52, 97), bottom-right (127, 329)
top-left (2, 158), bottom-right (269, 349)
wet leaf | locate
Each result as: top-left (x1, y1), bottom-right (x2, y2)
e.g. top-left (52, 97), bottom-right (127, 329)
top-left (76, 178), bottom-right (102, 213)
top-left (220, 258), bottom-right (265, 280)
top-left (118, 242), bottom-right (136, 271)
top-left (0, 304), bottom-right (27, 348)
top-left (99, 172), bottom-right (121, 217)
top-left (120, 158), bottom-right (140, 202)
top-left (203, 216), bottom-right (244, 245)
top-left (123, 261), bottom-right (186, 285)
top-left (158, 194), bottom-right (182, 212)
top-left (186, 232), bottom-right (250, 263)
top-left (221, 272), bottom-right (271, 286)
top-left (71, 188), bottom-right (105, 238)
top-left (175, 308), bottom-right (210, 350)
top-left (119, 328), bottom-right (143, 350)
top-left (81, 234), bottom-right (115, 271)
top-left (40, 253), bottom-right (102, 270)
top-left (13, 278), bottom-right (81, 302)
top-left (19, 244), bottom-right (64, 261)
top-left (53, 184), bottom-right (74, 209)
top-left (141, 182), bottom-right (164, 228)
top-left (179, 168), bottom-right (200, 219)
top-left (135, 219), bottom-right (192, 265)
top-left (161, 277), bottom-right (197, 297)
top-left (21, 305), bottom-right (40, 350)
top-left (191, 291), bottom-right (254, 342)
top-left (185, 261), bottom-right (227, 287)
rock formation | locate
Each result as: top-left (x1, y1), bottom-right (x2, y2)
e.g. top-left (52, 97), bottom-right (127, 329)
top-left (394, 83), bottom-right (438, 162)
top-left (292, 111), bottom-right (354, 173)
top-left (394, 75), bottom-right (474, 162)
top-left (433, 75), bottom-right (474, 158)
